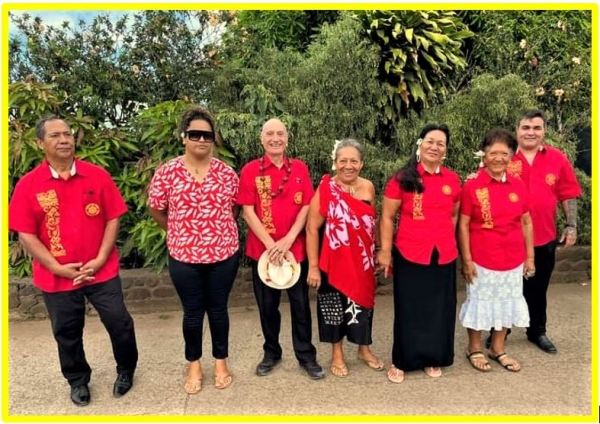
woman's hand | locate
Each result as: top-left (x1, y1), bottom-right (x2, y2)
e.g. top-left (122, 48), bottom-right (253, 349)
top-left (376, 249), bottom-right (392, 278)
top-left (523, 258), bottom-right (536, 279)
top-left (307, 266), bottom-right (321, 289)
top-left (461, 259), bottom-right (477, 284)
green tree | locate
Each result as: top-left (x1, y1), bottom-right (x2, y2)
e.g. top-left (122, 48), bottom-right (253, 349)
top-left (9, 10), bottom-right (233, 126)
top-left (457, 10), bottom-right (592, 132)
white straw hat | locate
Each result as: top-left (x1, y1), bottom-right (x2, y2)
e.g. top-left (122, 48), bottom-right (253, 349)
top-left (257, 251), bottom-right (301, 290)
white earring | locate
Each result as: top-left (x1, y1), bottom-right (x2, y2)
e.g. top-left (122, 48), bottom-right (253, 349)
top-left (416, 150), bottom-right (421, 162)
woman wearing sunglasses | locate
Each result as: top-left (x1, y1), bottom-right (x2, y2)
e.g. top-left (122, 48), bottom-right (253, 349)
top-left (148, 107), bottom-right (240, 394)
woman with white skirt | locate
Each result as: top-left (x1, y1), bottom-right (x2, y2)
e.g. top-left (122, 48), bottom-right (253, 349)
top-left (458, 128), bottom-right (534, 373)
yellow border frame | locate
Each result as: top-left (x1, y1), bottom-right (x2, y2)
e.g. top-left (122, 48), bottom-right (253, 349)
top-left (2, 2), bottom-right (598, 422)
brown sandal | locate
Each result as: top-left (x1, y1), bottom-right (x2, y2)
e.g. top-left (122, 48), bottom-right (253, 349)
top-left (489, 352), bottom-right (521, 372)
top-left (214, 374), bottom-right (233, 389)
top-left (466, 351), bottom-right (492, 372)
top-left (184, 378), bottom-right (202, 394)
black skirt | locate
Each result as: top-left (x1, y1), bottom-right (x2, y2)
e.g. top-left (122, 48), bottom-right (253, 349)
top-left (391, 247), bottom-right (457, 371)
top-left (316, 272), bottom-right (374, 345)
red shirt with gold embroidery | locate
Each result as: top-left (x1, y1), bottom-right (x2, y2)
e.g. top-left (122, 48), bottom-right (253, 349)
top-left (507, 145), bottom-right (582, 246)
top-left (237, 156), bottom-right (314, 261)
top-left (148, 156), bottom-right (239, 264)
top-left (461, 170), bottom-right (529, 271)
top-left (9, 159), bottom-right (127, 293)
top-left (384, 164), bottom-right (461, 265)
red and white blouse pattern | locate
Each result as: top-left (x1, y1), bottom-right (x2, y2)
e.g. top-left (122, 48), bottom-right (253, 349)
top-left (148, 156), bottom-right (239, 264)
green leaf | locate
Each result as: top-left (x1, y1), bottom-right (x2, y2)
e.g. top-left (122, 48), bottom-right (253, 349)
top-left (404, 28), bottom-right (413, 43)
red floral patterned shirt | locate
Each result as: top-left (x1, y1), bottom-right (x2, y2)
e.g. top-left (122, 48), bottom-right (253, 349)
top-left (148, 156), bottom-right (239, 264)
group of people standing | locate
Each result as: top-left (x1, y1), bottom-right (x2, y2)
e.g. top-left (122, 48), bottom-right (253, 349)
top-left (8, 108), bottom-right (581, 406)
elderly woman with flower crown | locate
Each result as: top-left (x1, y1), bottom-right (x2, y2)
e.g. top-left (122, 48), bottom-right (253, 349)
top-left (306, 138), bottom-right (385, 378)
top-left (377, 124), bottom-right (461, 383)
top-left (458, 128), bottom-right (533, 373)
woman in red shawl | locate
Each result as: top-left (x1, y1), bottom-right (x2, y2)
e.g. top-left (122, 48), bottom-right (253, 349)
top-left (306, 138), bottom-right (384, 378)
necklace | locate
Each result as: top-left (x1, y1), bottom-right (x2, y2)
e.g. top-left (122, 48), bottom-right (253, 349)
top-left (335, 176), bottom-right (357, 197)
top-left (183, 157), bottom-right (208, 176)
top-left (259, 156), bottom-right (292, 198)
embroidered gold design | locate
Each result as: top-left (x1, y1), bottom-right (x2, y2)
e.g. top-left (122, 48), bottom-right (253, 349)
top-left (509, 192), bottom-right (519, 203)
top-left (294, 192), bottom-right (303, 205)
top-left (475, 188), bottom-right (494, 229)
top-left (85, 203), bottom-right (100, 216)
top-left (545, 173), bottom-right (556, 186)
top-left (442, 185), bottom-right (452, 195)
top-left (256, 176), bottom-right (276, 234)
top-left (412, 192), bottom-right (424, 220)
top-left (507, 160), bottom-right (522, 178)
top-left (36, 190), bottom-right (66, 257)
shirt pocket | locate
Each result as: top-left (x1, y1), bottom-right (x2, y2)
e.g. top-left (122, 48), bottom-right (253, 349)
top-left (81, 188), bottom-right (104, 220)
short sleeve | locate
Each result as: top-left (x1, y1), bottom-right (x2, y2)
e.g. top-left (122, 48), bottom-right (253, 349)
top-left (236, 163), bottom-right (257, 206)
top-left (383, 176), bottom-right (402, 199)
top-left (460, 182), bottom-right (473, 216)
top-left (299, 162), bottom-right (314, 206)
top-left (8, 177), bottom-right (38, 234)
top-left (100, 170), bottom-right (128, 221)
top-left (230, 169), bottom-right (240, 207)
top-left (452, 174), bottom-right (462, 203)
top-left (148, 164), bottom-right (169, 210)
top-left (556, 155), bottom-right (582, 201)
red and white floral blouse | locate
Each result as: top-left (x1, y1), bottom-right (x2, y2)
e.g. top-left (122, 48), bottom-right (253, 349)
top-left (148, 156), bottom-right (239, 264)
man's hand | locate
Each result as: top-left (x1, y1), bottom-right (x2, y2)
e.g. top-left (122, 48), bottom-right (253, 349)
top-left (558, 226), bottom-right (577, 249)
top-left (51, 262), bottom-right (94, 285)
top-left (267, 235), bottom-right (294, 265)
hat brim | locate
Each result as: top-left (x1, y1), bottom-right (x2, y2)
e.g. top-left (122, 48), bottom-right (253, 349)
top-left (257, 251), bottom-right (301, 290)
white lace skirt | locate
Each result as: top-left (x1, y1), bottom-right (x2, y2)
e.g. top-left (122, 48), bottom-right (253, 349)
top-left (459, 262), bottom-right (530, 331)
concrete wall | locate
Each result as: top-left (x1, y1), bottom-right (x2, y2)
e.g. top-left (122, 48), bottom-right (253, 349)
top-left (8, 246), bottom-right (591, 321)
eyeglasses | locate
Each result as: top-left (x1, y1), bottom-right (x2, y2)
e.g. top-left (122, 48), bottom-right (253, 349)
top-left (183, 130), bottom-right (215, 142)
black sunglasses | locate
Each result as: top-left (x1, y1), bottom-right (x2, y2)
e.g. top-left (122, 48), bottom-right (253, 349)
top-left (183, 130), bottom-right (215, 142)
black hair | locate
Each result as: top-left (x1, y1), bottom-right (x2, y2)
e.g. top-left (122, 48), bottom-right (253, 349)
top-left (179, 106), bottom-right (222, 147)
top-left (394, 123), bottom-right (450, 193)
top-left (518, 109), bottom-right (546, 128)
top-left (480, 128), bottom-right (518, 153)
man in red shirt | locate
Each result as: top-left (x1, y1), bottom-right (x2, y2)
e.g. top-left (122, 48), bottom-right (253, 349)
top-left (9, 116), bottom-right (138, 406)
top-left (238, 118), bottom-right (324, 380)
top-left (487, 110), bottom-right (582, 353)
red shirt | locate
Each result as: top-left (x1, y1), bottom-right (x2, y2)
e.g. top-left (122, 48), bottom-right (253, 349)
top-left (461, 170), bottom-right (529, 271)
top-left (508, 145), bottom-right (582, 246)
top-left (237, 156), bottom-right (314, 261)
top-left (148, 157), bottom-right (239, 264)
top-left (384, 164), bottom-right (461, 265)
top-left (9, 159), bottom-right (127, 293)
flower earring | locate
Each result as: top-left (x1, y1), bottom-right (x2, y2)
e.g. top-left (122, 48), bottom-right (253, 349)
top-left (415, 138), bottom-right (422, 163)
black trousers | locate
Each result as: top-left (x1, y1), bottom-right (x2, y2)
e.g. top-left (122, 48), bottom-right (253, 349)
top-left (251, 259), bottom-right (317, 365)
top-left (168, 252), bottom-right (240, 361)
top-left (523, 240), bottom-right (558, 336)
top-left (42, 276), bottom-right (138, 388)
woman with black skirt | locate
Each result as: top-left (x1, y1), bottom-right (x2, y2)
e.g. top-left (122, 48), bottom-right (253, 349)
top-left (377, 124), bottom-right (462, 383)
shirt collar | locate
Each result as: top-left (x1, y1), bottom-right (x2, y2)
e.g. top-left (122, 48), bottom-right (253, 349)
top-left (262, 155), bottom-right (288, 170)
top-left (479, 169), bottom-right (508, 184)
top-left (516, 144), bottom-right (546, 155)
top-left (45, 159), bottom-right (78, 179)
top-left (417, 162), bottom-right (441, 176)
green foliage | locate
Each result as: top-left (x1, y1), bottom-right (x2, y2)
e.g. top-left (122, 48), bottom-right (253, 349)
top-left (9, 11), bottom-right (233, 125)
top-left (458, 10), bottom-right (591, 132)
top-left (220, 10), bottom-right (340, 64)
top-left (355, 10), bottom-right (473, 123)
